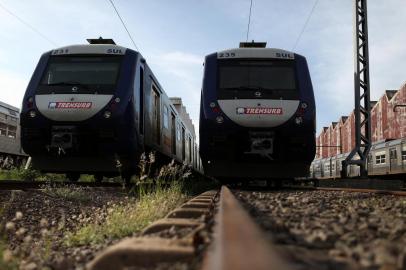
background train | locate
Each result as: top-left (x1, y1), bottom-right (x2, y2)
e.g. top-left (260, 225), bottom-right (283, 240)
top-left (20, 38), bottom-right (202, 182)
top-left (0, 101), bottom-right (28, 169)
top-left (311, 137), bottom-right (406, 178)
top-left (199, 42), bottom-right (316, 182)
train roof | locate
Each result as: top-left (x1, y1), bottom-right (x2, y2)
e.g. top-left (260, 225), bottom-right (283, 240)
top-left (216, 47), bottom-right (295, 60)
top-left (49, 44), bottom-right (129, 56)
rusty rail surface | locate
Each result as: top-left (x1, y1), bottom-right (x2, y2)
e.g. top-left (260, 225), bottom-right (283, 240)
top-left (201, 186), bottom-right (294, 270)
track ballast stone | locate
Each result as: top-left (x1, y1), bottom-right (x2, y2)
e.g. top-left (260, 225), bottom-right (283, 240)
top-left (236, 190), bottom-right (406, 270)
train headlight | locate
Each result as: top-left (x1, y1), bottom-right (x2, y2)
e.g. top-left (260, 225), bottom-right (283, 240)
top-left (27, 97), bottom-right (34, 108)
top-left (114, 97), bottom-right (121, 103)
top-left (301, 102), bottom-right (308, 109)
top-left (103, 111), bottom-right (112, 119)
top-left (215, 116), bottom-right (224, 124)
top-left (295, 116), bottom-right (303, 125)
top-left (29, 110), bottom-right (36, 118)
top-left (210, 102), bottom-right (216, 108)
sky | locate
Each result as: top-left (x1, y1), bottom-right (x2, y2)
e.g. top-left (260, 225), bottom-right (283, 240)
top-left (0, 0), bottom-right (405, 136)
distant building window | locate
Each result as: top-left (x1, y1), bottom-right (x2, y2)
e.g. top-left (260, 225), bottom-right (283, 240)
top-left (9, 116), bottom-right (17, 123)
top-left (7, 125), bottom-right (16, 139)
top-left (402, 151), bottom-right (406, 161)
top-left (0, 113), bottom-right (6, 121)
top-left (8, 109), bottom-right (17, 116)
top-left (375, 154), bottom-right (386, 165)
top-left (163, 106), bottom-right (169, 129)
top-left (0, 123), bottom-right (6, 136)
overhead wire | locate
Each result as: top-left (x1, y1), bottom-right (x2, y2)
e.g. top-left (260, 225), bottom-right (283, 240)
top-left (107, 0), bottom-right (140, 51)
top-left (292, 0), bottom-right (320, 51)
top-left (0, 2), bottom-right (57, 46)
top-left (246, 0), bottom-right (253, 42)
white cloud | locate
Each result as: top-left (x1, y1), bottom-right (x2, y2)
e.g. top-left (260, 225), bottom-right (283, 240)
top-left (0, 69), bottom-right (28, 109)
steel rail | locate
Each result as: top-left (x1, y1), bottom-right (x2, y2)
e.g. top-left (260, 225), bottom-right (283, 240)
top-left (201, 186), bottom-right (294, 270)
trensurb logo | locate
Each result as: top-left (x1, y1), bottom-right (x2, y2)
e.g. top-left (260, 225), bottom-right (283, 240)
top-left (237, 107), bottom-right (283, 115)
top-left (48, 102), bottom-right (92, 109)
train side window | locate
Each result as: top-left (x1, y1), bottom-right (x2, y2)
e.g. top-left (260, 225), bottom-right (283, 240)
top-left (163, 106), bottom-right (169, 129)
top-left (375, 154), bottom-right (386, 165)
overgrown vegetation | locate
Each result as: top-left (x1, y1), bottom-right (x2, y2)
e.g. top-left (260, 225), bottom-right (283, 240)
top-left (65, 153), bottom-right (216, 246)
top-left (41, 183), bottom-right (91, 202)
top-left (65, 181), bottom-right (187, 246)
top-left (0, 167), bottom-right (98, 182)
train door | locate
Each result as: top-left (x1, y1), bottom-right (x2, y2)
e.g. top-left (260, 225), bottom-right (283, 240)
top-left (139, 66), bottom-right (144, 135)
top-left (182, 127), bottom-right (186, 161)
top-left (336, 159), bottom-right (340, 178)
top-left (389, 148), bottom-right (397, 173)
top-left (151, 86), bottom-right (161, 145)
top-left (171, 113), bottom-right (176, 155)
top-left (329, 158), bottom-right (333, 178)
top-left (367, 154), bottom-right (373, 175)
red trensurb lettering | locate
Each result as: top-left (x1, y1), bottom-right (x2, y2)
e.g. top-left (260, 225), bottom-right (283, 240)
top-left (53, 102), bottom-right (92, 109)
top-left (241, 107), bottom-right (283, 115)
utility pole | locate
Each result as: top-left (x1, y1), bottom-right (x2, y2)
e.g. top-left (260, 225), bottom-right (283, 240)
top-left (342, 0), bottom-right (372, 178)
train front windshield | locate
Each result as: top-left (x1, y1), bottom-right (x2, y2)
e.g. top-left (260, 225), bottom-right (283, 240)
top-left (37, 55), bottom-right (122, 94)
top-left (217, 60), bottom-right (298, 99)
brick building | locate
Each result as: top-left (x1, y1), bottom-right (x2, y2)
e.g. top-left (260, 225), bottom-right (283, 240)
top-left (316, 82), bottom-right (406, 158)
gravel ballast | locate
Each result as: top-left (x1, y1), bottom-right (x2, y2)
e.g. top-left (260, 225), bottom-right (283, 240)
top-left (236, 190), bottom-right (406, 270)
top-left (0, 188), bottom-right (134, 269)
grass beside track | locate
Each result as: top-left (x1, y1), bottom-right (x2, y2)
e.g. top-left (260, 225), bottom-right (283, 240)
top-left (0, 168), bottom-right (101, 182)
top-left (65, 181), bottom-right (188, 246)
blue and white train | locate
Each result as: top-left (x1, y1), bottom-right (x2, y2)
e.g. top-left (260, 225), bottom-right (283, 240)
top-left (20, 39), bottom-right (202, 182)
top-left (199, 42), bottom-right (316, 182)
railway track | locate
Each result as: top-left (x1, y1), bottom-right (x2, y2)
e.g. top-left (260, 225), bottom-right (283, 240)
top-left (70, 184), bottom-right (406, 269)
top-left (0, 180), bottom-right (123, 190)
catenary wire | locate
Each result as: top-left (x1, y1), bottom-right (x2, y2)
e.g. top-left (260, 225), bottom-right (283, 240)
top-left (107, 0), bottom-right (140, 51)
top-left (292, 0), bottom-right (320, 51)
top-left (0, 2), bottom-right (57, 46)
top-left (246, 0), bottom-right (253, 42)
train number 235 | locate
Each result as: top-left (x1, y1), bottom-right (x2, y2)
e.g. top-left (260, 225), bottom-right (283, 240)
top-left (218, 52), bottom-right (236, 58)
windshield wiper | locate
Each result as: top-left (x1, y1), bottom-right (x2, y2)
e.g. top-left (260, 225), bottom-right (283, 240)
top-left (47, 81), bottom-right (90, 90)
top-left (221, 86), bottom-right (262, 91)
